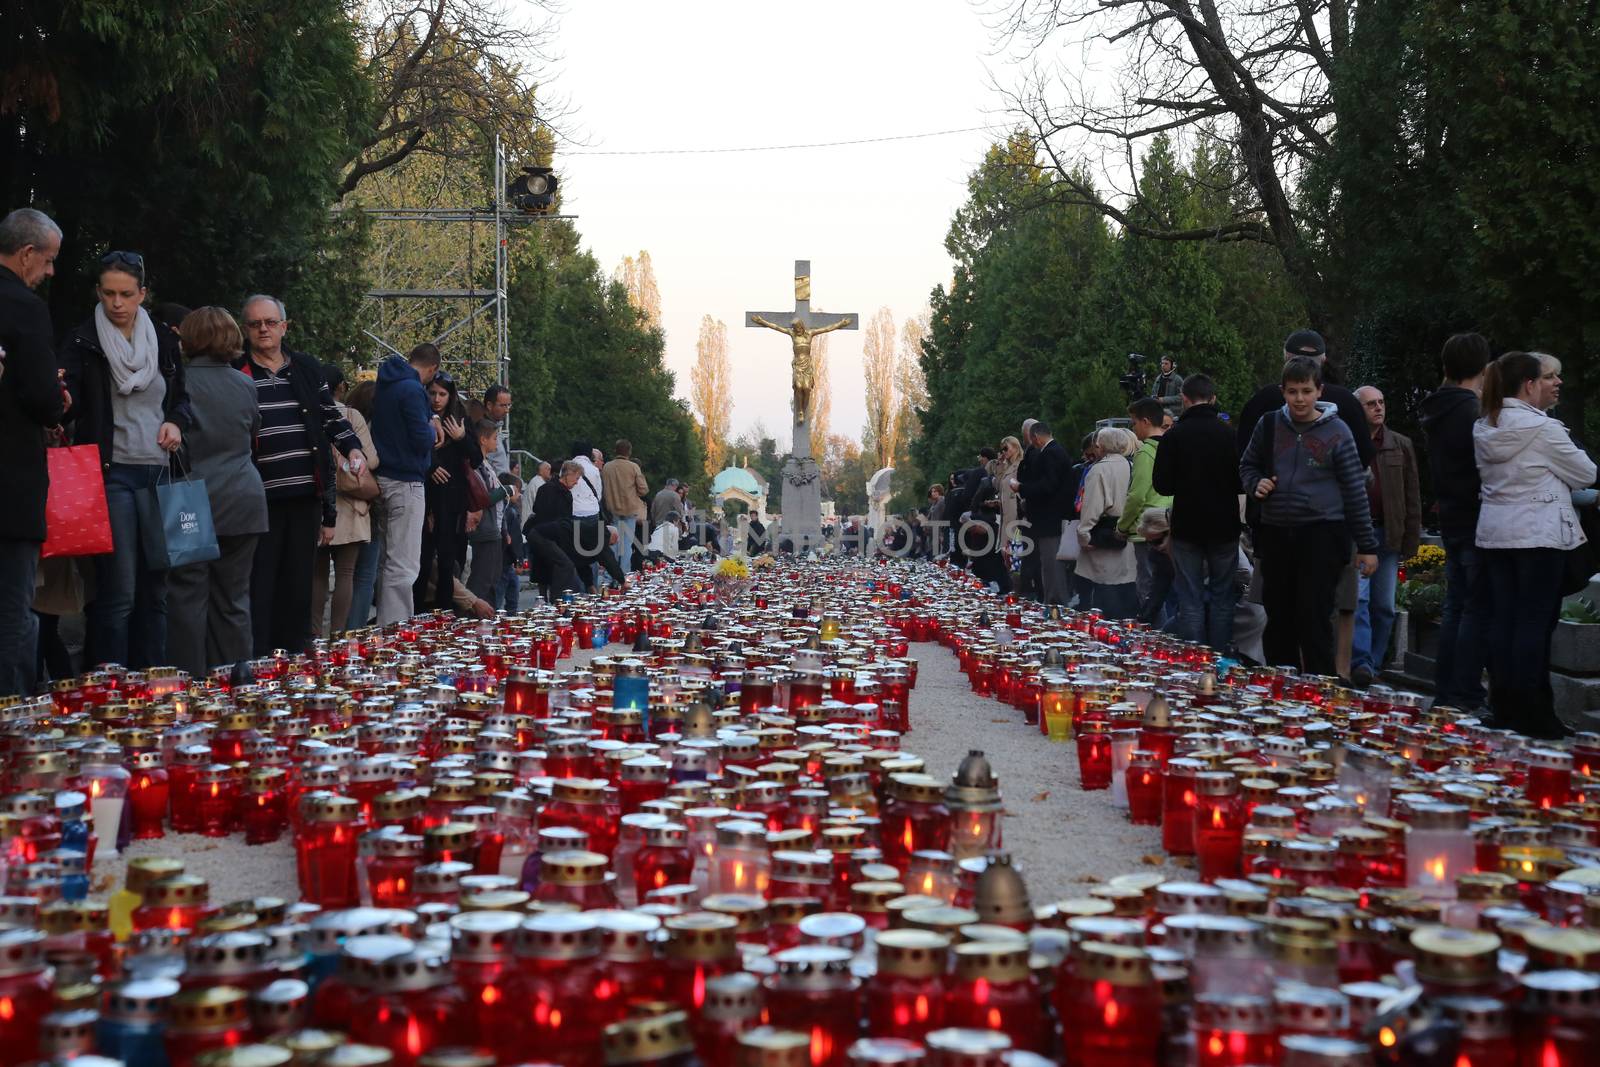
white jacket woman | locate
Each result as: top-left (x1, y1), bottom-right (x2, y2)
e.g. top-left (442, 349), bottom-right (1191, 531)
top-left (1474, 398), bottom-right (1595, 549)
top-left (1076, 427), bottom-right (1139, 594)
top-left (1473, 351), bottom-right (1595, 740)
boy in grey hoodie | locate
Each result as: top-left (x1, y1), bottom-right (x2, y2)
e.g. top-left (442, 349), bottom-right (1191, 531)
top-left (1241, 356), bottom-right (1379, 676)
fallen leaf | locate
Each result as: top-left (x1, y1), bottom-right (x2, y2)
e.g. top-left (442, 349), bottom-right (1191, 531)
top-left (1141, 854), bottom-right (1165, 866)
top-left (1031, 790), bottom-right (1051, 803)
top-left (1074, 874), bottom-right (1100, 883)
top-left (990, 718), bottom-right (1010, 723)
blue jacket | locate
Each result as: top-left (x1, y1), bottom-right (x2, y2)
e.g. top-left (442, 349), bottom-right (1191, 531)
top-left (371, 356), bottom-right (435, 483)
top-left (1240, 401), bottom-right (1378, 553)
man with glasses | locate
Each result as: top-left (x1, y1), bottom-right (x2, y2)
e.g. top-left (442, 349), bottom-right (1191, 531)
top-left (236, 294), bottom-right (364, 654)
top-left (0, 208), bottom-right (66, 695)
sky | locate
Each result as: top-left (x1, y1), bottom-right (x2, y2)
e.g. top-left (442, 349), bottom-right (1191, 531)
top-left (549, 0), bottom-right (1031, 451)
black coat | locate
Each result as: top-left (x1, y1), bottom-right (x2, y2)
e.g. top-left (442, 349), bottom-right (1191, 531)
top-left (0, 265), bottom-right (67, 541)
top-left (1151, 403), bottom-right (1241, 544)
top-left (1418, 384), bottom-right (1481, 541)
top-left (1017, 438), bottom-right (1072, 528)
top-left (1236, 380), bottom-right (1374, 469)
top-left (60, 314), bottom-right (193, 472)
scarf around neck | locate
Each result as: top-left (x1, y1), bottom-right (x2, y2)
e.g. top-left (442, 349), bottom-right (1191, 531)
top-left (94, 303), bottom-right (160, 396)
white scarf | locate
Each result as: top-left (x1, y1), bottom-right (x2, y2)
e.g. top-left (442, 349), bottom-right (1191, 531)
top-left (94, 303), bottom-right (160, 396)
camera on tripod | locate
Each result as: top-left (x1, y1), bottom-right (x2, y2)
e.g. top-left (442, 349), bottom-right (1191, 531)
top-left (1119, 352), bottom-right (1147, 399)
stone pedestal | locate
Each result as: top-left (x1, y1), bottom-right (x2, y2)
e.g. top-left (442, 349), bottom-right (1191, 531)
top-left (778, 454), bottom-right (824, 553)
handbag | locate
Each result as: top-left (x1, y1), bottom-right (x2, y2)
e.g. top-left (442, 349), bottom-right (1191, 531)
top-left (42, 445), bottom-right (114, 559)
top-left (1087, 514), bottom-right (1126, 550)
top-left (1056, 519), bottom-right (1080, 561)
top-left (463, 462), bottom-right (492, 512)
top-left (336, 454), bottom-right (380, 502)
top-left (149, 461), bottom-right (221, 569)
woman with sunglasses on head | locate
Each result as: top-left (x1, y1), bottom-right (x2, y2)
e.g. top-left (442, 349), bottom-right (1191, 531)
top-left (60, 251), bottom-right (193, 669)
top-left (417, 372), bottom-right (482, 610)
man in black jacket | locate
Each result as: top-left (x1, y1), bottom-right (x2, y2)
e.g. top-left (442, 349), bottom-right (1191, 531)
top-left (1153, 374), bottom-right (1240, 651)
top-left (0, 208), bottom-right (66, 695)
top-left (1011, 421), bottom-right (1071, 605)
top-left (1419, 333), bottom-right (1493, 710)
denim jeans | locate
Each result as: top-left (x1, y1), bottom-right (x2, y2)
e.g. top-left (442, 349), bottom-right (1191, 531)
top-left (0, 539), bottom-right (41, 695)
top-left (615, 516), bottom-right (638, 574)
top-left (1352, 531), bottom-right (1402, 673)
top-left (498, 556), bottom-right (521, 612)
top-left (1435, 534), bottom-right (1491, 708)
top-left (88, 463), bottom-right (169, 668)
top-left (1170, 537), bottom-right (1239, 651)
top-left (346, 531), bottom-right (382, 630)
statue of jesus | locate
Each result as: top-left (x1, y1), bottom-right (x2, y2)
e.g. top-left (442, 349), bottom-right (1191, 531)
top-left (747, 313), bottom-right (855, 423)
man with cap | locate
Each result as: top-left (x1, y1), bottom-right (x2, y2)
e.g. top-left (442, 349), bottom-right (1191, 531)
top-left (1235, 329), bottom-right (1375, 680)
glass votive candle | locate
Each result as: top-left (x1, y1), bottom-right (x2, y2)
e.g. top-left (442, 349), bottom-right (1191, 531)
top-left (1189, 993), bottom-right (1274, 1067)
top-left (1405, 803), bottom-right (1474, 900)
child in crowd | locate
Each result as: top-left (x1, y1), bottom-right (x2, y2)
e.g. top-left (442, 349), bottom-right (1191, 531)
top-left (1240, 356), bottom-right (1378, 675)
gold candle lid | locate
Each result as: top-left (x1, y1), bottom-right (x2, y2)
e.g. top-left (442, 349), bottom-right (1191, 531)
top-left (1075, 942), bottom-right (1153, 987)
top-left (1411, 925), bottom-right (1500, 987)
top-left (737, 1028), bottom-right (812, 1067)
top-left (127, 857), bottom-right (186, 894)
top-left (950, 938), bottom-right (1030, 983)
top-left (603, 1010), bottom-right (695, 1066)
top-left (539, 849), bottom-right (609, 886)
top-left (197, 1046), bottom-right (294, 1067)
top-left (662, 912), bottom-right (740, 961)
top-left (169, 986), bottom-right (249, 1032)
top-left (875, 929), bottom-right (950, 979)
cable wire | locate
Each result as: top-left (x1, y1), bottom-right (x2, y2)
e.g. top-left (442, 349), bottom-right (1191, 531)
top-left (559, 124), bottom-right (1007, 156)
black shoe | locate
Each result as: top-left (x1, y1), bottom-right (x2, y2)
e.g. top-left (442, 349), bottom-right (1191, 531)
top-left (1350, 664), bottom-right (1374, 688)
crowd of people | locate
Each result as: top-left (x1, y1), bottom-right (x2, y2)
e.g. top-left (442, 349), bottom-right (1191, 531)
top-left (917, 329), bottom-right (1592, 740)
top-left (2, 207), bottom-right (1591, 738)
top-left (0, 208), bottom-right (703, 698)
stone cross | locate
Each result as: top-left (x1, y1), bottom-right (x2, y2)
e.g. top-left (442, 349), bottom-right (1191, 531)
top-left (745, 260), bottom-right (859, 452)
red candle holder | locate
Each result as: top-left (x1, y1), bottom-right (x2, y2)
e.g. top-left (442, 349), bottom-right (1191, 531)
top-left (1162, 758), bottom-right (1205, 856)
top-left (532, 850), bottom-right (617, 910)
top-left (0, 929), bottom-right (53, 1064)
top-left (762, 945), bottom-right (861, 1067)
top-left (1190, 992), bottom-right (1275, 1067)
top-left (119, 755), bottom-right (168, 846)
top-left (131, 874), bottom-right (210, 933)
top-left (1057, 943), bottom-right (1164, 1067)
top-left (661, 913), bottom-right (742, 1014)
top-left (879, 774), bottom-right (951, 871)
top-left (864, 929), bottom-right (948, 1041)
top-left (360, 831), bottom-right (423, 909)
top-left (298, 797), bottom-right (365, 909)
top-left (164, 986), bottom-right (251, 1063)
top-left (1193, 773), bottom-right (1244, 882)
top-left (1125, 751), bottom-right (1163, 825)
top-left (1076, 722), bottom-right (1113, 791)
top-left (943, 939), bottom-right (1048, 1052)
top-left (634, 823), bottom-right (693, 901)
top-left (1525, 748), bottom-right (1573, 811)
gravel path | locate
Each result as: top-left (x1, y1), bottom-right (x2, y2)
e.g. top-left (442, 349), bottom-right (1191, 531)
top-left (92, 639), bottom-right (1178, 907)
top-left (899, 638), bottom-right (1181, 904)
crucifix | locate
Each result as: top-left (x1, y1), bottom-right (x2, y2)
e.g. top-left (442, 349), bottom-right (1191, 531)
top-left (745, 260), bottom-right (858, 431)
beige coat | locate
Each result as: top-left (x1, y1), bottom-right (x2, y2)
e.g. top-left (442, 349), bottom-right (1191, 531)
top-left (995, 456), bottom-right (1021, 538)
top-left (331, 403), bottom-right (379, 546)
top-left (601, 456), bottom-right (649, 520)
top-left (1075, 456), bottom-right (1138, 586)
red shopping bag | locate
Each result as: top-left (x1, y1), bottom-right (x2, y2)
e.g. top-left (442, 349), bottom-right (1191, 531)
top-left (42, 445), bottom-right (114, 559)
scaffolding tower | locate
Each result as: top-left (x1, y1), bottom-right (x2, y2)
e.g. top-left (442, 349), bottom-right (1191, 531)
top-left (356, 135), bottom-right (571, 388)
